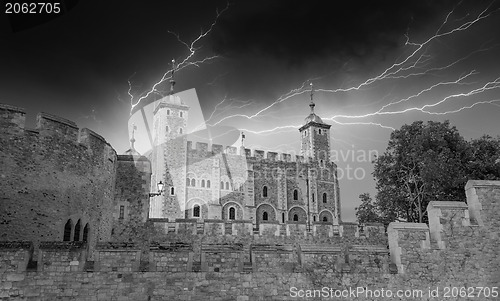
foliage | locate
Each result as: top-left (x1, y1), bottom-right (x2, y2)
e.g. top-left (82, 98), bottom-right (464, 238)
top-left (355, 193), bottom-right (384, 224)
top-left (355, 120), bottom-right (500, 224)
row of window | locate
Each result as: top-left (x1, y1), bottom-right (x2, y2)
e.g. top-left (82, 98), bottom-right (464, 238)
top-left (262, 186), bottom-right (330, 203)
top-left (191, 205), bottom-right (331, 223)
top-left (166, 109), bottom-right (184, 118)
top-left (63, 219), bottom-right (89, 242)
top-left (165, 126), bottom-right (183, 135)
top-left (186, 178), bottom-right (211, 188)
top-left (185, 178), bottom-right (244, 192)
top-left (302, 129), bottom-right (327, 137)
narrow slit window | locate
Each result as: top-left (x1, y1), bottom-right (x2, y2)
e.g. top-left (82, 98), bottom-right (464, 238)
top-left (74, 219), bottom-right (81, 241)
top-left (63, 219), bottom-right (72, 241)
top-left (83, 224), bottom-right (89, 242)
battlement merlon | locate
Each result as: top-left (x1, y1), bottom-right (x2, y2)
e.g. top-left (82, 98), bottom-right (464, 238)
top-left (427, 201), bottom-right (469, 249)
top-left (387, 223), bottom-right (430, 274)
top-left (79, 128), bottom-right (117, 163)
top-left (465, 180), bottom-right (500, 227)
top-left (186, 141), bottom-right (305, 163)
top-left (0, 103), bottom-right (26, 133)
top-left (36, 112), bottom-right (79, 141)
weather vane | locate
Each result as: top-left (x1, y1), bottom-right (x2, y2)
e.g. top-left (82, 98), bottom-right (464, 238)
top-left (170, 59), bottom-right (176, 93)
top-left (309, 82), bottom-right (315, 113)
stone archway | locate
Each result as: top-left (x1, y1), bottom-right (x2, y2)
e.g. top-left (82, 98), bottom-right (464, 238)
top-left (256, 203), bottom-right (277, 224)
top-left (319, 210), bottom-right (334, 223)
top-left (288, 206), bottom-right (307, 223)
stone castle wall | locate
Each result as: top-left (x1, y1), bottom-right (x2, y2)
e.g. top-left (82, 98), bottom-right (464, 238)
top-left (0, 104), bottom-right (117, 257)
top-left (0, 180), bottom-right (498, 300)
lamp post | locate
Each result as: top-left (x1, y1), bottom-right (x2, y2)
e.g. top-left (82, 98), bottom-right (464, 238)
top-left (149, 181), bottom-right (164, 197)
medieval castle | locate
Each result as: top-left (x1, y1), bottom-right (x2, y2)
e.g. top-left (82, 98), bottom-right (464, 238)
top-left (0, 91), bottom-right (498, 300)
top-left (146, 89), bottom-right (340, 227)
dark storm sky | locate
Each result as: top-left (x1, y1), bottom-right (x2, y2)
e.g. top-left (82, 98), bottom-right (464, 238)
top-left (1, 0), bottom-right (499, 221)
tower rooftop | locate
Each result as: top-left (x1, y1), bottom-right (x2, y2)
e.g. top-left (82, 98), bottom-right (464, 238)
top-left (304, 113), bottom-right (324, 124)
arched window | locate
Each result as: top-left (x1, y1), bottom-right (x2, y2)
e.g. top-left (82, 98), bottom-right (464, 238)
top-left (282, 212), bottom-right (285, 223)
top-left (220, 181), bottom-right (224, 189)
top-left (63, 219), bottom-right (72, 241)
top-left (179, 128), bottom-right (183, 134)
top-left (323, 193), bottom-right (327, 203)
top-left (83, 224), bottom-right (89, 242)
top-left (225, 182), bottom-right (229, 190)
top-left (312, 193), bottom-right (315, 202)
top-left (229, 207), bottom-right (236, 220)
top-left (165, 126), bottom-right (169, 133)
top-left (170, 187), bottom-right (175, 195)
top-left (167, 109), bottom-right (170, 115)
top-left (263, 212), bottom-right (268, 221)
top-left (201, 179), bottom-right (205, 187)
top-left (74, 219), bottom-right (81, 241)
top-left (193, 205), bottom-right (200, 217)
top-left (323, 216), bottom-right (328, 222)
top-left (207, 180), bottom-right (211, 188)
top-left (313, 216), bottom-right (316, 222)
top-left (191, 179), bottom-right (196, 187)
top-left (262, 186), bottom-right (268, 197)
top-left (293, 189), bottom-right (298, 200)
top-left (186, 178), bottom-right (190, 186)
top-left (180, 111), bottom-right (183, 118)
top-left (239, 185), bottom-right (243, 192)
top-left (293, 214), bottom-right (299, 221)
top-left (319, 129), bottom-right (322, 135)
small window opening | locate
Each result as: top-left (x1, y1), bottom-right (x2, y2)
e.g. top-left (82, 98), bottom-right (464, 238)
top-left (193, 205), bottom-right (200, 217)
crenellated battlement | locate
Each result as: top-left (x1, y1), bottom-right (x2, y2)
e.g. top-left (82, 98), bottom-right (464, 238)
top-left (0, 103), bottom-right (116, 160)
top-left (185, 140), bottom-right (308, 163)
top-left (0, 180), bottom-right (498, 300)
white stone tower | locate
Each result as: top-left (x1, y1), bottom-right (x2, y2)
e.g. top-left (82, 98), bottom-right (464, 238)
top-left (298, 83), bottom-right (332, 163)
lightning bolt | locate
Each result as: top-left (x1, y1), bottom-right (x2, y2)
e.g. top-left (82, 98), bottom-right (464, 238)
top-left (207, 2), bottom-right (500, 136)
top-left (128, 3), bottom-right (229, 112)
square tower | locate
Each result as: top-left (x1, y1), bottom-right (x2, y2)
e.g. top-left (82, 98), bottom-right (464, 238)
top-left (298, 86), bottom-right (332, 163)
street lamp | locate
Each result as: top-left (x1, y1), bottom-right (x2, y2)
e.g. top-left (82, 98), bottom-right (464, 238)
top-left (149, 181), bottom-right (164, 197)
